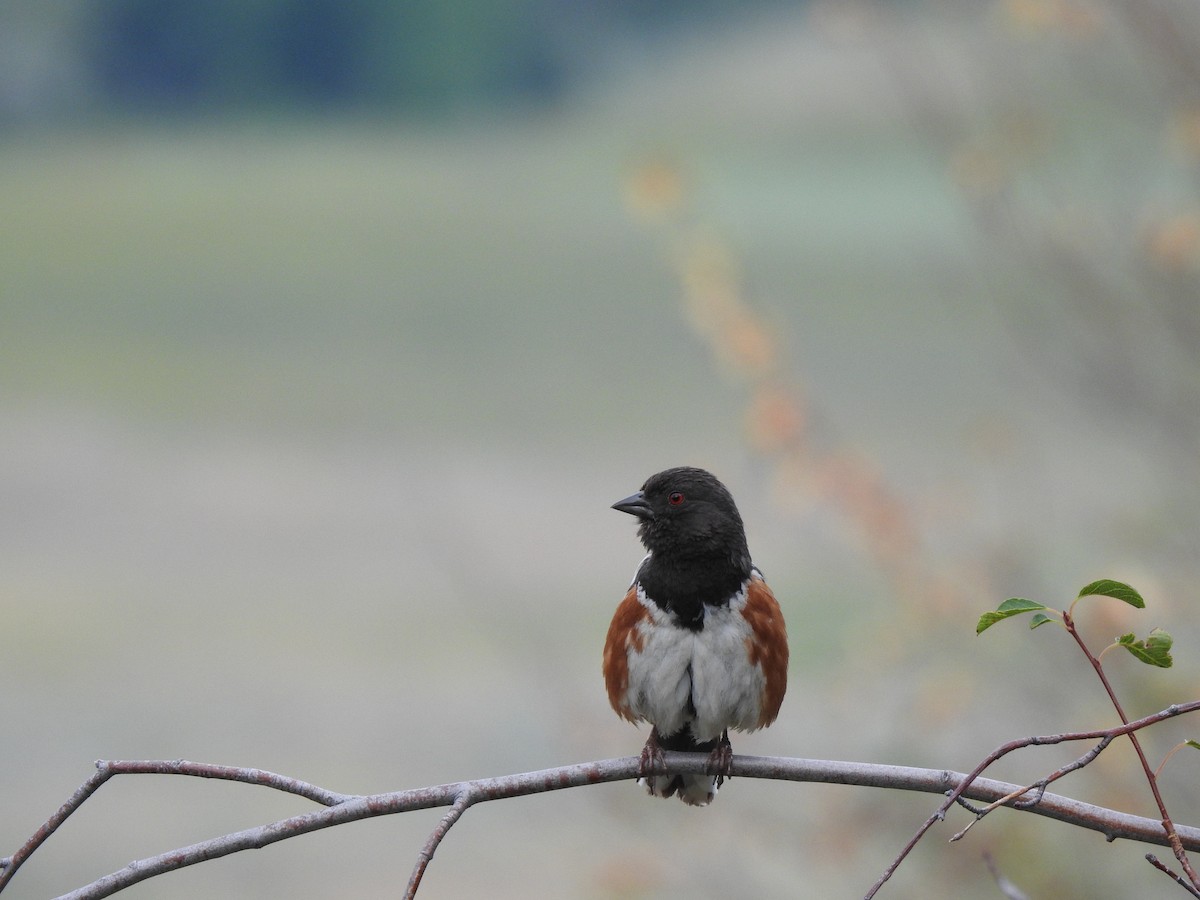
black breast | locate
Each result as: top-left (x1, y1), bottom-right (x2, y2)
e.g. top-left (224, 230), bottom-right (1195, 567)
top-left (636, 555), bottom-right (748, 631)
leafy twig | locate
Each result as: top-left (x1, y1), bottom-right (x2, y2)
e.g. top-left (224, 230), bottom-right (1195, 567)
top-left (970, 580), bottom-right (1198, 889)
top-left (1065, 602), bottom-right (1195, 892)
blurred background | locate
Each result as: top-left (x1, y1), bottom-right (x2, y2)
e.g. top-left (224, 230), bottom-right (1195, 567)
top-left (3, 1), bottom-right (1200, 897)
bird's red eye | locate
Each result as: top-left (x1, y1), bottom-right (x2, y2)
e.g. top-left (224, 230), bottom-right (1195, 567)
top-left (668, 491), bottom-right (685, 506)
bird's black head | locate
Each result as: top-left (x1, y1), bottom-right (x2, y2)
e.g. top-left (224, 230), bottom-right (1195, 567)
top-left (612, 466), bottom-right (750, 573)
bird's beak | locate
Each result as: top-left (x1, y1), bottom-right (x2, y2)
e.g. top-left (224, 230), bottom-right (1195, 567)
top-left (612, 490), bottom-right (653, 519)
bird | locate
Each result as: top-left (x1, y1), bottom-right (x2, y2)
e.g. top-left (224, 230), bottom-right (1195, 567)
top-left (603, 466), bottom-right (788, 806)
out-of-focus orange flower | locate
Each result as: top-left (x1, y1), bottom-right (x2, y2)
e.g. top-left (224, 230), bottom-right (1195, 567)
top-left (950, 114), bottom-right (1047, 201)
top-left (592, 852), bottom-right (665, 895)
top-left (1001, 0), bottom-right (1102, 36)
top-left (949, 144), bottom-right (1011, 201)
top-left (678, 234), bottom-right (740, 333)
top-left (811, 455), bottom-right (919, 567)
top-left (623, 159), bottom-right (687, 223)
top-left (626, 154), bottom-right (951, 619)
top-left (722, 312), bottom-right (777, 376)
top-left (1144, 212), bottom-right (1200, 272)
top-left (1003, 0), bottom-right (1057, 30)
top-left (1169, 108), bottom-right (1200, 162)
top-left (746, 385), bottom-right (805, 453)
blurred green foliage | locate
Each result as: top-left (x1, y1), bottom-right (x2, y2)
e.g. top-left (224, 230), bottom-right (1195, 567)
top-left (4, 0), bottom-right (794, 118)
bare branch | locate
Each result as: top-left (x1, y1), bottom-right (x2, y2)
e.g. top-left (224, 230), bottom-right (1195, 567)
top-left (0, 759), bottom-right (354, 892)
top-left (404, 788), bottom-right (477, 900)
top-left (94, 759), bottom-right (355, 805)
top-left (0, 766), bottom-right (109, 891)
top-left (866, 699), bottom-right (1200, 898)
top-left (949, 736), bottom-right (1114, 841)
top-left (1146, 854), bottom-right (1200, 899)
top-left (4, 743), bottom-right (1200, 899)
top-left (39, 758), bottom-right (639, 900)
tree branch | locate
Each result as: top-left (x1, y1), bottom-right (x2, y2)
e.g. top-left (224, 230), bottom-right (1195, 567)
top-left (0, 760), bottom-right (353, 892)
top-left (866, 699), bottom-right (1200, 897)
top-left (1147, 854), bottom-right (1200, 899)
top-left (3, 747), bottom-right (1200, 899)
top-left (404, 787), bottom-right (477, 900)
top-left (1063, 610), bottom-right (1200, 888)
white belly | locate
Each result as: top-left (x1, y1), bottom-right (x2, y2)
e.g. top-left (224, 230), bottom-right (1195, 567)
top-left (624, 584), bottom-right (766, 742)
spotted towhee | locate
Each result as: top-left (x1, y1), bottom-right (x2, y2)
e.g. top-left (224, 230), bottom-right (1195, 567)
top-left (603, 466), bottom-right (788, 806)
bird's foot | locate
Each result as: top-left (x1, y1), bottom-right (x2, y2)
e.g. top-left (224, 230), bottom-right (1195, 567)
top-left (705, 730), bottom-right (733, 789)
top-left (639, 727), bottom-right (666, 778)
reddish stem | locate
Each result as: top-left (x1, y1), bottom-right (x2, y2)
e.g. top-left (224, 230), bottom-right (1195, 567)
top-left (1063, 610), bottom-right (1200, 889)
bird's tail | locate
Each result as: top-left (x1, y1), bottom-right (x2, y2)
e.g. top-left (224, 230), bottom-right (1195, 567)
top-left (639, 729), bottom-right (719, 807)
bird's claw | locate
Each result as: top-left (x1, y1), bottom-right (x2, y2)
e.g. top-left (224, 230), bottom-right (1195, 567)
top-left (639, 728), bottom-right (666, 777)
top-left (706, 730), bottom-right (733, 788)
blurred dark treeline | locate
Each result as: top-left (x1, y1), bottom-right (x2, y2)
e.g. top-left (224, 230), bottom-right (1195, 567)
top-left (2, 0), bottom-right (792, 120)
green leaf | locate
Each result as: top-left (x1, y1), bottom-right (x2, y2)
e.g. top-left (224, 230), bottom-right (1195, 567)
top-left (977, 598), bottom-right (1049, 635)
top-left (1077, 579), bottom-right (1145, 609)
top-left (1186, 740), bottom-right (1200, 751)
top-left (1029, 612), bottom-right (1056, 630)
top-left (1116, 628), bottom-right (1173, 667)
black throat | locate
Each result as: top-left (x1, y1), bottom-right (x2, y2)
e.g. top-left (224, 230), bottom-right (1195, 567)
top-left (636, 552), bottom-right (751, 631)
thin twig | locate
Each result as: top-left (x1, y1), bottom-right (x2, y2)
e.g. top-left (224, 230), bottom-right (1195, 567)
top-left (1147, 854), bottom-right (1200, 899)
top-left (0, 766), bottom-right (110, 890)
top-left (1158, 742), bottom-right (1200, 780)
top-left (98, 759), bottom-right (354, 805)
top-left (0, 759), bottom-right (352, 892)
top-left (949, 735), bottom-right (1113, 841)
top-left (865, 700), bottom-right (1200, 898)
top-left (1064, 611), bottom-right (1200, 889)
top-left (404, 788), bottom-right (476, 900)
